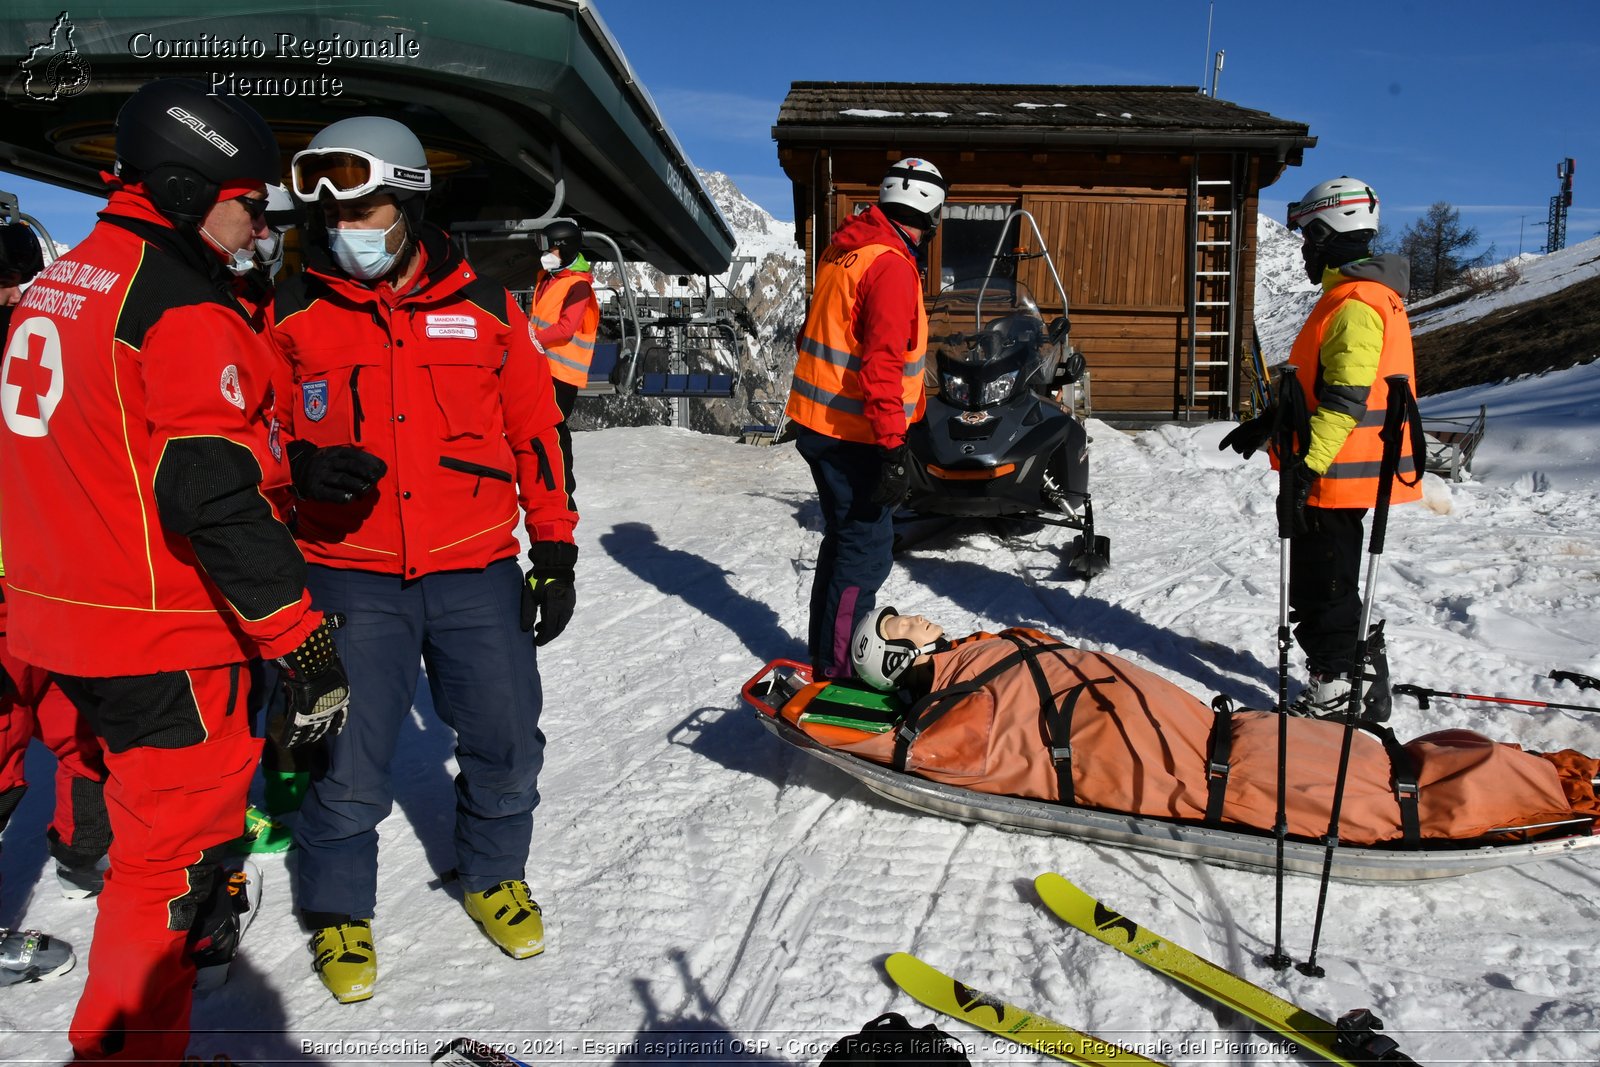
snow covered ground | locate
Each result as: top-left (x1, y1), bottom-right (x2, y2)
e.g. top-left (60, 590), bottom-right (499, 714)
top-left (6, 354), bottom-right (1600, 1064)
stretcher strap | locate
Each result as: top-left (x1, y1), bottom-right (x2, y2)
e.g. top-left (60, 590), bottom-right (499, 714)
top-left (1204, 709), bottom-right (1236, 824)
top-left (1366, 723), bottom-right (1421, 843)
top-left (892, 637), bottom-right (1071, 772)
top-left (1001, 635), bottom-right (1086, 806)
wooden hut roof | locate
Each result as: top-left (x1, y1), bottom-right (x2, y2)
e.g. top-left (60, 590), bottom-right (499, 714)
top-left (775, 82), bottom-right (1313, 156)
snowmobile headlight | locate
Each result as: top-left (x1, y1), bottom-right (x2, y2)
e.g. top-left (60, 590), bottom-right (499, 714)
top-left (979, 369), bottom-right (1020, 407)
top-left (942, 372), bottom-right (971, 406)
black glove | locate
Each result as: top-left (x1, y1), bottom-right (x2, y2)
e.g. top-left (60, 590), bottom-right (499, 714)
top-left (869, 444), bottom-right (911, 507)
top-left (521, 541), bottom-right (577, 647)
top-left (1219, 409), bottom-right (1276, 458)
top-left (287, 440), bottom-right (387, 504)
top-left (270, 617), bottom-right (349, 749)
top-left (1277, 462), bottom-right (1318, 537)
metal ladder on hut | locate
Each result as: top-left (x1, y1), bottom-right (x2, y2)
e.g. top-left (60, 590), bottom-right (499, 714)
top-left (1185, 157), bottom-right (1244, 420)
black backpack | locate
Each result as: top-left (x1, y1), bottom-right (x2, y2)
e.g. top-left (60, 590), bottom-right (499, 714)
top-left (819, 1012), bottom-right (972, 1065)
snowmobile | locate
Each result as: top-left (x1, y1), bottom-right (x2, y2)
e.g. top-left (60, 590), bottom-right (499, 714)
top-left (901, 209), bottom-right (1110, 577)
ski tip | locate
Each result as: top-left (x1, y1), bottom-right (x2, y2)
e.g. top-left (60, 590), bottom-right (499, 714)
top-left (1033, 871), bottom-right (1068, 895)
top-left (882, 951), bottom-right (921, 980)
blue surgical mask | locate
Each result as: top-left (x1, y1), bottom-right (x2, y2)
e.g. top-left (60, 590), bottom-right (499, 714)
top-left (328, 216), bottom-right (405, 280)
top-left (201, 225), bottom-right (257, 276)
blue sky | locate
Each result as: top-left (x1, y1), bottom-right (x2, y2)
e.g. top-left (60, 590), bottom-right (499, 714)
top-left (602, 0), bottom-right (1600, 259)
top-left (5, 0), bottom-right (1598, 260)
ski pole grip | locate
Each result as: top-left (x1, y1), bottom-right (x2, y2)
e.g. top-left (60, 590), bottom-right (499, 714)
top-left (1392, 683), bottom-right (1431, 709)
top-left (1272, 366), bottom-right (1307, 541)
top-left (1551, 670), bottom-right (1600, 692)
top-left (1369, 375), bottom-right (1411, 556)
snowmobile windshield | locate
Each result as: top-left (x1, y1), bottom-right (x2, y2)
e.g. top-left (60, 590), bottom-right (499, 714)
top-left (928, 278), bottom-right (1050, 410)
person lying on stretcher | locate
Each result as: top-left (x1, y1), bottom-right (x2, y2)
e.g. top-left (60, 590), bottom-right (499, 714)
top-left (763, 608), bottom-right (1600, 848)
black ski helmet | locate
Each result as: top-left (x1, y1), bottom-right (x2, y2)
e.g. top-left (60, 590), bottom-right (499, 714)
top-left (114, 79), bottom-right (280, 224)
top-left (543, 220), bottom-right (583, 268)
top-left (0, 222), bottom-right (45, 284)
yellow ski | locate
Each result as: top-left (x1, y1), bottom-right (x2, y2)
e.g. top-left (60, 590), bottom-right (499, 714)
top-left (884, 951), bottom-right (1169, 1066)
top-left (1033, 873), bottom-right (1416, 1065)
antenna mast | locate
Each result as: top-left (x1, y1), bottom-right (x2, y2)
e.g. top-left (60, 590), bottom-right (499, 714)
top-left (1546, 158), bottom-right (1575, 253)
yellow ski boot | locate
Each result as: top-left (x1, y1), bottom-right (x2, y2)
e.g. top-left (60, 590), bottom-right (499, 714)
top-left (310, 920), bottom-right (376, 1004)
top-left (463, 880), bottom-right (544, 959)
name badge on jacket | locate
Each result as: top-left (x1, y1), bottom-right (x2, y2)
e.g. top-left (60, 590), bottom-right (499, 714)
top-left (425, 313), bottom-right (478, 340)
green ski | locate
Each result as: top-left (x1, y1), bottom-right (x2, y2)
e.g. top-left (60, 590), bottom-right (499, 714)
top-left (884, 952), bottom-right (1169, 1066)
top-left (1033, 873), bottom-right (1416, 1066)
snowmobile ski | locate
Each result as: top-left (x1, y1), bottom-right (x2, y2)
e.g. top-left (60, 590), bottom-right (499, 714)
top-left (884, 951), bottom-right (1169, 1066)
top-left (1033, 873), bottom-right (1418, 1065)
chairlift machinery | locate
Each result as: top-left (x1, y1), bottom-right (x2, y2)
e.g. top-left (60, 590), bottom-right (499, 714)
top-left (457, 218), bottom-right (755, 416)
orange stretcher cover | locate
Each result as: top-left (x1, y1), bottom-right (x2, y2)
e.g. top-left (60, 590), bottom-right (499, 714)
top-left (779, 629), bottom-right (1599, 846)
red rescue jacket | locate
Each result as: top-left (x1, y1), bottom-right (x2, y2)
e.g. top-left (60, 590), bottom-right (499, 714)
top-left (0, 191), bottom-right (319, 676)
top-left (269, 226), bottom-right (577, 577)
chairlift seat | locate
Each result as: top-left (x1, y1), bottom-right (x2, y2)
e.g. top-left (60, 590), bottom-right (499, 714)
top-left (638, 372), bottom-right (735, 399)
top-left (578, 342), bottom-right (622, 397)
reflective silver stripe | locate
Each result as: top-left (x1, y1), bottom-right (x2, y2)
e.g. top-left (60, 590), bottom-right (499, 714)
top-left (561, 335), bottom-right (596, 352)
top-left (530, 314), bottom-right (555, 330)
top-left (903, 399), bottom-right (918, 418)
top-left (1354, 407), bottom-right (1387, 428)
top-left (905, 355), bottom-right (925, 379)
top-left (547, 349), bottom-right (589, 374)
top-left (792, 375), bottom-right (864, 416)
top-left (1322, 454), bottom-right (1421, 480)
top-left (799, 333), bottom-right (857, 369)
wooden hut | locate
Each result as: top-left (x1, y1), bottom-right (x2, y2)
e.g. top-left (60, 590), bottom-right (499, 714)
top-left (773, 82), bottom-right (1314, 423)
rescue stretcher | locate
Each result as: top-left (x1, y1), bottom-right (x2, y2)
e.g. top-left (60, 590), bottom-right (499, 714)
top-left (742, 660), bottom-right (1600, 884)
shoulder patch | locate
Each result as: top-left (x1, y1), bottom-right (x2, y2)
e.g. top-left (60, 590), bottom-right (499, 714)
top-left (219, 364), bottom-right (245, 410)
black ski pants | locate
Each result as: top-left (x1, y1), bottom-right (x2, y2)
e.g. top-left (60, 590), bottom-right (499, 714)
top-left (1288, 505), bottom-right (1368, 676)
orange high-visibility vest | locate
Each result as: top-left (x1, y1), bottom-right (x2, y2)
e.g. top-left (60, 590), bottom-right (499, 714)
top-left (787, 242), bottom-right (927, 444)
top-left (1286, 277), bottom-right (1422, 509)
top-left (532, 270), bottom-right (600, 388)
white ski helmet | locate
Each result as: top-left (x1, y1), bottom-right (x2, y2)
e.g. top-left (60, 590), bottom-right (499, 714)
top-left (878, 158), bottom-right (948, 230)
top-left (1287, 176), bottom-right (1379, 238)
top-left (852, 606), bottom-right (936, 690)
top-left (254, 183), bottom-right (298, 274)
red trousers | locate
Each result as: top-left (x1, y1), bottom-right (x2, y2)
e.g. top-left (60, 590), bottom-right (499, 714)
top-left (53, 664), bottom-right (259, 1064)
top-left (0, 599), bottom-right (109, 864)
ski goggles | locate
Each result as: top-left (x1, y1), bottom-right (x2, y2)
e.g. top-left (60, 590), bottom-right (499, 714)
top-left (290, 146), bottom-right (431, 202)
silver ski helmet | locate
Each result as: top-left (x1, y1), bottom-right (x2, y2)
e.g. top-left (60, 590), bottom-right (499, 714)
top-left (878, 158), bottom-right (947, 231)
top-left (291, 116), bottom-right (431, 230)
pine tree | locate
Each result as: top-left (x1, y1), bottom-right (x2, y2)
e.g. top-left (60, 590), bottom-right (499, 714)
top-left (1398, 202), bottom-right (1491, 299)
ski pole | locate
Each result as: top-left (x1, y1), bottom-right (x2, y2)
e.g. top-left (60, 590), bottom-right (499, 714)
top-left (1394, 682), bottom-right (1600, 715)
top-left (1263, 366), bottom-right (1308, 973)
top-left (1301, 374), bottom-right (1419, 979)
